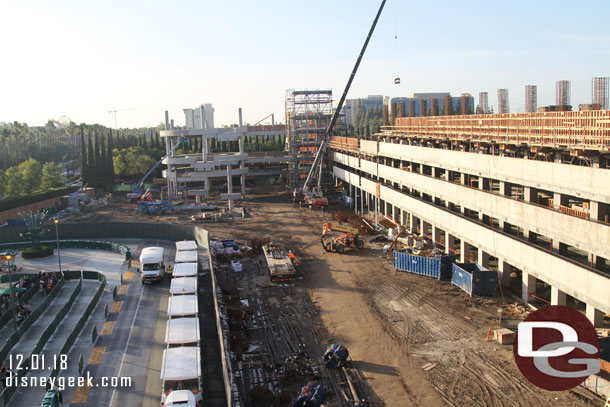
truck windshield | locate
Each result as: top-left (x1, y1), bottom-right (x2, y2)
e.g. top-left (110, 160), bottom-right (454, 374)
top-left (142, 263), bottom-right (161, 271)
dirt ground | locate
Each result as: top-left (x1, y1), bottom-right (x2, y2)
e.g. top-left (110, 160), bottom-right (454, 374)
top-left (72, 190), bottom-right (597, 407)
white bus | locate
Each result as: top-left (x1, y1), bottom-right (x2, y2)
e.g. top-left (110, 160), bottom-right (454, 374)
top-left (165, 317), bottom-right (200, 347)
top-left (170, 277), bottom-right (197, 295)
top-left (139, 247), bottom-right (165, 283)
top-left (167, 295), bottom-right (198, 318)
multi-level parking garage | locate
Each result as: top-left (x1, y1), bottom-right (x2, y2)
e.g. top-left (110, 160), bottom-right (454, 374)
top-left (329, 110), bottom-right (610, 326)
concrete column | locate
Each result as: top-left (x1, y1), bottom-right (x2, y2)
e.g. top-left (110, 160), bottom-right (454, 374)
top-left (589, 201), bottom-right (599, 221)
top-left (522, 271), bottom-right (536, 305)
top-left (523, 186), bottom-right (530, 202)
top-left (553, 192), bottom-right (569, 207)
top-left (226, 165), bottom-right (233, 211)
top-left (551, 239), bottom-right (568, 255)
top-left (409, 215), bottom-right (416, 234)
top-left (499, 181), bottom-right (510, 196)
top-left (528, 231), bottom-right (538, 244)
top-left (586, 304), bottom-right (604, 328)
top-left (460, 240), bottom-right (467, 263)
top-left (202, 136), bottom-right (208, 161)
top-left (203, 178), bottom-right (209, 199)
top-left (433, 226), bottom-right (441, 246)
top-left (360, 188), bottom-right (364, 217)
top-left (239, 134), bottom-right (246, 197)
top-left (446, 233), bottom-right (455, 255)
top-left (498, 260), bottom-right (511, 285)
top-left (460, 173), bottom-right (467, 186)
top-left (550, 286), bottom-right (567, 306)
top-left (478, 250), bottom-right (490, 268)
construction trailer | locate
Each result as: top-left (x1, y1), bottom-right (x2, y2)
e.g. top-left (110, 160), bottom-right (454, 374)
top-left (262, 242), bottom-right (296, 283)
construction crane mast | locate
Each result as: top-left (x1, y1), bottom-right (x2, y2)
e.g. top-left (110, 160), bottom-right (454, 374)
top-left (300, 0), bottom-right (386, 203)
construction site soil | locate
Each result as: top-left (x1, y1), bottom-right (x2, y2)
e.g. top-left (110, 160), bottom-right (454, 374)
top-left (70, 190), bottom-right (596, 407)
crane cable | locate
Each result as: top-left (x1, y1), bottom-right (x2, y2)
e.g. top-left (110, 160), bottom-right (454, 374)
top-left (394, 1), bottom-right (400, 85)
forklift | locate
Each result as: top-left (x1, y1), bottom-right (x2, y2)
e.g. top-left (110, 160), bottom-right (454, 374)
top-left (320, 222), bottom-right (364, 254)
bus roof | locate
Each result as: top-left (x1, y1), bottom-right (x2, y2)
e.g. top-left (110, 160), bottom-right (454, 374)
top-left (139, 247), bottom-right (164, 263)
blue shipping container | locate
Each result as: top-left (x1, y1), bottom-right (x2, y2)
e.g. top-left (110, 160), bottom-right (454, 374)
top-left (393, 251), bottom-right (455, 279)
top-left (451, 263), bottom-right (498, 296)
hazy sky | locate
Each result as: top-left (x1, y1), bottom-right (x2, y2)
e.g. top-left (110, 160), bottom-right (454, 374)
top-left (1, 0), bottom-right (609, 129)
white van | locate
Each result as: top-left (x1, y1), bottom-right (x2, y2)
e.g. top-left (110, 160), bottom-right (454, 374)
top-left (140, 247), bottom-right (165, 283)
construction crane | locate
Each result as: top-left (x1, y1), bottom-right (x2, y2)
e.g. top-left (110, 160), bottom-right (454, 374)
top-left (299, 0), bottom-right (386, 207)
top-left (108, 107), bottom-right (135, 130)
top-left (127, 136), bottom-right (187, 200)
top-left (252, 113), bottom-right (275, 126)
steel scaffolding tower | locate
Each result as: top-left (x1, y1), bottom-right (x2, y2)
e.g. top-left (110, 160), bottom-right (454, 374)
top-left (285, 89), bottom-right (333, 191)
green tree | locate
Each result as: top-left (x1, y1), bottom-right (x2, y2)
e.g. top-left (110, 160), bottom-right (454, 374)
top-left (19, 158), bottom-right (42, 193)
top-left (107, 130), bottom-right (115, 189)
top-left (87, 132), bottom-right (94, 186)
top-left (5, 166), bottom-right (23, 197)
top-left (0, 170), bottom-right (5, 196)
top-left (93, 132), bottom-right (101, 187)
top-left (100, 135), bottom-right (108, 190)
top-left (41, 162), bottom-right (62, 190)
top-left (80, 127), bottom-right (87, 184)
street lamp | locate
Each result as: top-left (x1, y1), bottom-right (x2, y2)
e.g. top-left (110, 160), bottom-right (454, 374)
top-left (54, 219), bottom-right (62, 274)
top-left (4, 254), bottom-right (17, 332)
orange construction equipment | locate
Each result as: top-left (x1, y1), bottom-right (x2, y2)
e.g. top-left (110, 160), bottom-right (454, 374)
top-left (321, 223), bottom-right (364, 254)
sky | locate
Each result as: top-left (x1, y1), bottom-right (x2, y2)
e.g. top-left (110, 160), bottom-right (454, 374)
top-left (1, 0), bottom-right (609, 129)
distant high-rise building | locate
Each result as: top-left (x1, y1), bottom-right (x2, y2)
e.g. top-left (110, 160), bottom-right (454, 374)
top-left (390, 93), bottom-right (474, 118)
top-left (497, 89), bottom-right (509, 113)
top-left (592, 77), bottom-right (609, 110)
top-left (184, 104), bottom-right (215, 130)
top-left (555, 80), bottom-right (571, 106)
top-left (478, 92), bottom-right (489, 114)
top-left (525, 85), bottom-right (537, 113)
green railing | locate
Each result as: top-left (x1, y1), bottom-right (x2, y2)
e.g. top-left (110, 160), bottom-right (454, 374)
top-left (0, 240), bottom-right (131, 260)
top-left (0, 283), bottom-right (38, 330)
top-left (0, 277), bottom-right (72, 407)
top-left (46, 271), bottom-right (106, 387)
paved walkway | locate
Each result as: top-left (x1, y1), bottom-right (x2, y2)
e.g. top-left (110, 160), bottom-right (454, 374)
top-left (9, 280), bottom-right (100, 407)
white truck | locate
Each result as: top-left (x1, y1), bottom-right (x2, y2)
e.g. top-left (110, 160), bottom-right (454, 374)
top-left (139, 247), bottom-right (165, 283)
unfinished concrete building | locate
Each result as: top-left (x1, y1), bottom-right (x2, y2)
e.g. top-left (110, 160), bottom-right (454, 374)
top-left (497, 89), bottom-right (509, 113)
top-left (160, 115), bottom-right (286, 208)
top-left (556, 80), bottom-right (571, 106)
top-left (524, 85), bottom-right (537, 113)
top-left (593, 77), bottom-right (609, 110)
top-left (285, 89), bottom-right (333, 191)
top-left (478, 92), bottom-right (489, 114)
top-left (329, 110), bottom-right (610, 327)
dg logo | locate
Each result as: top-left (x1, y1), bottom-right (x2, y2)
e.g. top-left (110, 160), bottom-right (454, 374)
top-left (514, 305), bottom-right (600, 391)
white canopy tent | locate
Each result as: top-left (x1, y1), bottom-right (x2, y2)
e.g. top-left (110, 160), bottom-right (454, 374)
top-left (170, 277), bottom-right (198, 295)
top-left (165, 317), bottom-right (200, 345)
top-left (168, 295), bottom-right (198, 317)
top-left (173, 262), bottom-right (198, 278)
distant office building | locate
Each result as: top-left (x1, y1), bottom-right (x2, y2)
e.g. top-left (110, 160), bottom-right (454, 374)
top-left (478, 92), bottom-right (489, 114)
top-left (556, 80), bottom-right (571, 106)
top-left (184, 104), bottom-right (215, 130)
top-left (525, 85), bottom-right (537, 113)
top-left (592, 77), bottom-right (609, 110)
top-left (497, 89), bottom-right (509, 114)
top-left (390, 92), bottom-right (474, 118)
top-left (344, 95), bottom-right (387, 127)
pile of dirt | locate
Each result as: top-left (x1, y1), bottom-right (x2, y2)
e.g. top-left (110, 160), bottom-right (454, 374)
top-left (331, 209), bottom-right (375, 235)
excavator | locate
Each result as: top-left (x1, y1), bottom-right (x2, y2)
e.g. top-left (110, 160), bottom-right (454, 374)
top-left (320, 222), bottom-right (364, 254)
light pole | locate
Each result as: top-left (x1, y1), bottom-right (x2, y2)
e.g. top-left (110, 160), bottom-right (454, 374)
top-left (3, 254), bottom-right (17, 332)
top-left (54, 219), bottom-right (62, 274)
